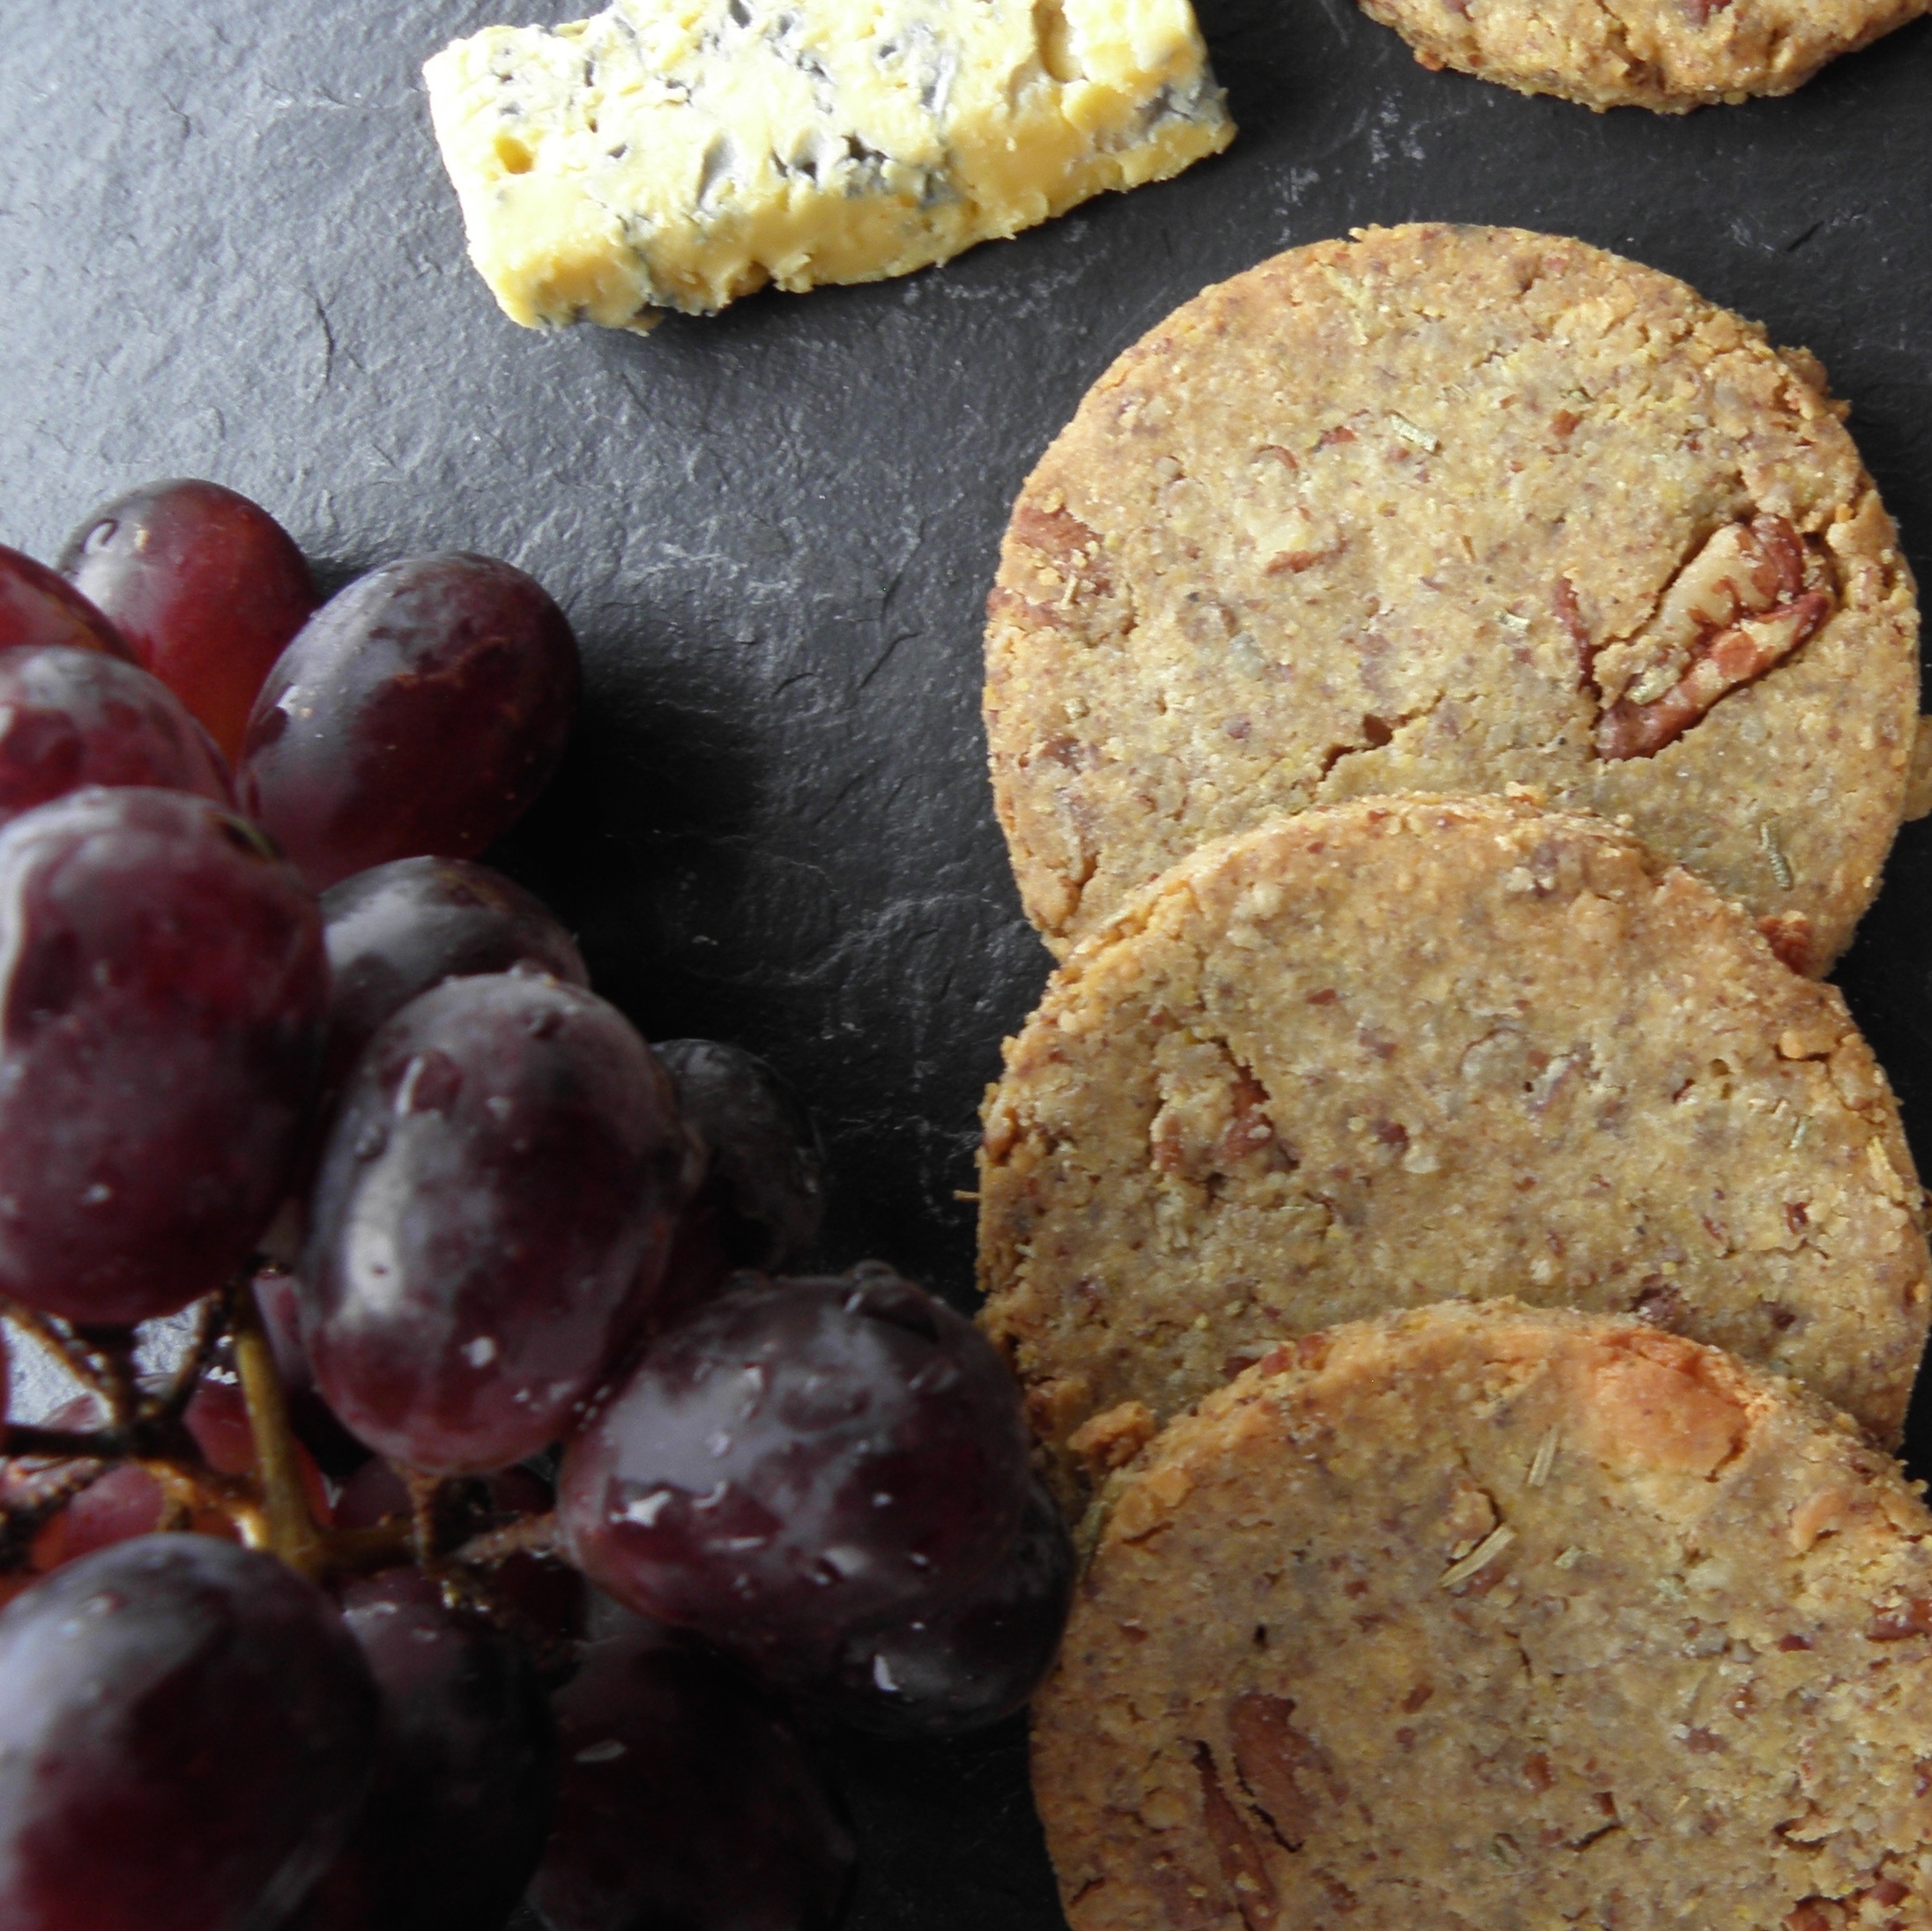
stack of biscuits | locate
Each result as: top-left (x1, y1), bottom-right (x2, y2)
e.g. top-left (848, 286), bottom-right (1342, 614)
top-left (975, 224), bottom-right (1932, 1929)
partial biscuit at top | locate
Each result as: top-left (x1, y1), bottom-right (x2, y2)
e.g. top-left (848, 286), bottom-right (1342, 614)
top-left (977, 797), bottom-right (1930, 1498)
top-left (985, 224), bottom-right (1921, 972)
top-left (1034, 1302), bottom-right (1932, 1931)
top-left (1356, 0), bottom-right (1928, 112)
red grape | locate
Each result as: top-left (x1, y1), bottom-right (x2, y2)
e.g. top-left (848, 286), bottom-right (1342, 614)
top-left (321, 856), bottom-right (589, 1088)
top-left (56, 479), bottom-right (318, 762)
top-left (0, 1534), bottom-right (378, 1931)
top-left (295, 1568), bottom-right (556, 1931)
top-left (528, 1625), bottom-right (854, 1931)
top-left (0, 644), bottom-right (231, 833)
top-left (300, 973), bottom-right (685, 1474)
top-left (805, 1471), bottom-right (1074, 1738)
top-left (0, 544), bottom-right (130, 659)
top-left (653, 1039), bottom-right (824, 1326)
top-left (0, 787), bottom-right (327, 1324)
top-left (237, 553), bottom-right (579, 890)
top-left (558, 1266), bottom-right (1032, 1667)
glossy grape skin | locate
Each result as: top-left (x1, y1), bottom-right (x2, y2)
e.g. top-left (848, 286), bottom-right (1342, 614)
top-left (56, 479), bottom-right (318, 762)
top-left (0, 645), bottom-right (231, 836)
top-left (0, 1534), bottom-right (378, 1931)
top-left (528, 1626), bottom-right (854, 1931)
top-left (0, 787), bottom-right (328, 1324)
top-left (0, 545), bottom-right (130, 659)
top-left (295, 1568), bottom-right (556, 1931)
top-left (301, 973), bottom-right (685, 1474)
top-left (559, 1266), bottom-right (1032, 1667)
top-left (805, 1472), bottom-right (1074, 1739)
top-left (320, 856), bottom-right (588, 1088)
top-left (237, 553), bottom-right (579, 891)
top-left (653, 1040), bottom-right (824, 1326)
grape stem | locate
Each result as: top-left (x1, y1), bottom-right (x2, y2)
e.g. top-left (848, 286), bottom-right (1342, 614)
top-left (404, 1465), bottom-right (449, 1568)
top-left (227, 1275), bottom-right (331, 1578)
top-left (0, 1281), bottom-right (311, 1572)
top-left (0, 1282), bottom-right (545, 1605)
top-left (0, 1422), bottom-right (132, 1461)
top-left (0, 1458), bottom-right (110, 1567)
top-left (453, 1509), bottom-right (561, 1568)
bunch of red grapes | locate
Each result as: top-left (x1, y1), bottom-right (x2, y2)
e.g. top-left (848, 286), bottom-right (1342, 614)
top-left (0, 482), bottom-right (1074, 1931)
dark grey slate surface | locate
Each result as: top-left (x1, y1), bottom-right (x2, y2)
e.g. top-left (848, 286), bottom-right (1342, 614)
top-left (4, 4), bottom-right (1931, 1925)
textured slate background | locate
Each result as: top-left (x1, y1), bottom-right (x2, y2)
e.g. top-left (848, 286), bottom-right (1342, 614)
top-left (4, 3), bottom-right (1932, 1926)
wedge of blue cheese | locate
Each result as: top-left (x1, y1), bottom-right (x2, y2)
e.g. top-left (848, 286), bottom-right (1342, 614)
top-left (423, 0), bottom-right (1234, 331)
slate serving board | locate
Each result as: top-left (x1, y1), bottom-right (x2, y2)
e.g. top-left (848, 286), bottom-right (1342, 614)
top-left (5, 4), bottom-right (1932, 1926)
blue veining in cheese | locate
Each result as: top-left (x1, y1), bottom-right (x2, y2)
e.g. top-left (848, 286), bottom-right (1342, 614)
top-left (424, 0), bottom-right (1234, 330)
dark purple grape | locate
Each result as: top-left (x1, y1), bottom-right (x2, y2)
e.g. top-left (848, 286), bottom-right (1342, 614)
top-left (0, 1534), bottom-right (378, 1931)
top-left (0, 544), bottom-right (130, 659)
top-left (528, 1626), bottom-right (854, 1931)
top-left (653, 1040), bottom-right (824, 1324)
top-left (237, 553), bottom-right (579, 891)
top-left (0, 644), bottom-right (231, 836)
top-left (804, 1472), bottom-right (1074, 1738)
top-left (56, 479), bottom-right (319, 762)
top-left (295, 1568), bottom-right (556, 1931)
top-left (0, 787), bottom-right (327, 1324)
top-left (558, 1266), bottom-right (1032, 1667)
top-left (320, 857), bottom-right (589, 1088)
top-left (301, 973), bottom-right (685, 1474)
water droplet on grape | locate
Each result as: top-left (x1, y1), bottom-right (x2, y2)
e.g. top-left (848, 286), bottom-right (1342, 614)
top-left (395, 1050), bottom-right (463, 1117)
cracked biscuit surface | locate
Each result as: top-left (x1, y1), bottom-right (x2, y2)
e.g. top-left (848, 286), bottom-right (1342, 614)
top-left (985, 225), bottom-right (1921, 972)
top-left (977, 798), bottom-right (1930, 1503)
top-left (1034, 1302), bottom-right (1932, 1931)
top-left (1357, 0), bottom-right (1927, 112)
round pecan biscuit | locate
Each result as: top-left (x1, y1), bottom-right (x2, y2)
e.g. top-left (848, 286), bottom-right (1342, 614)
top-left (1357, 0), bottom-right (1926, 112)
top-left (1034, 1302), bottom-right (1932, 1931)
top-left (984, 225), bottom-right (1922, 972)
top-left (977, 797), bottom-right (1930, 1500)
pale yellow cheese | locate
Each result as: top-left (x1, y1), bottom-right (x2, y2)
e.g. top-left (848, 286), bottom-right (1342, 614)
top-left (423, 0), bottom-right (1234, 331)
